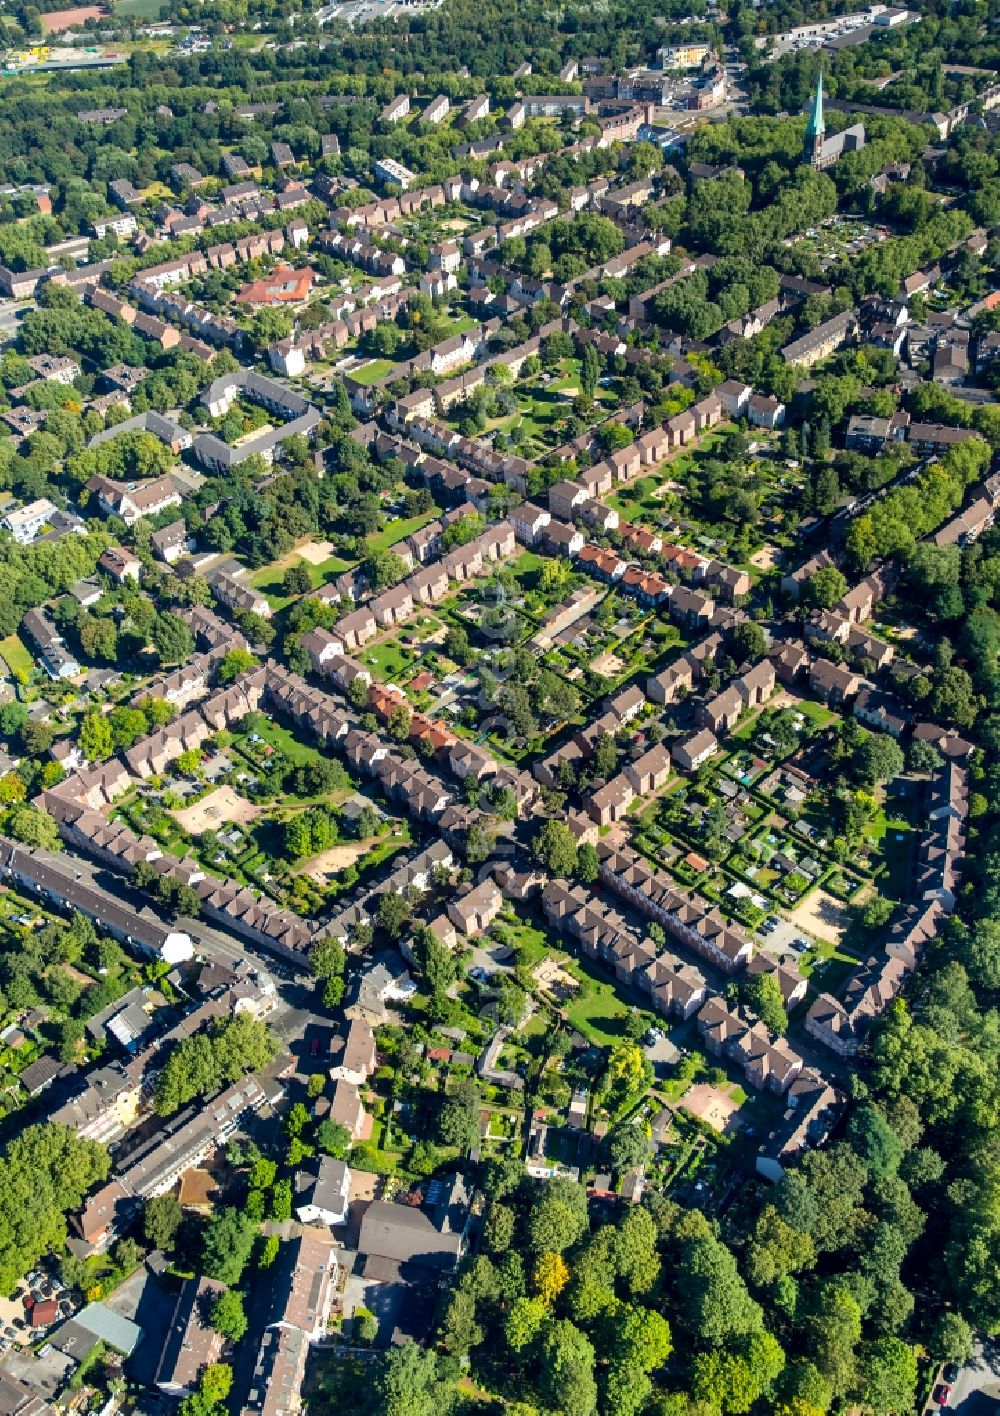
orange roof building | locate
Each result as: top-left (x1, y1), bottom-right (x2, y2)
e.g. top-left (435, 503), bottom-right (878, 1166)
top-left (235, 265), bottom-right (315, 306)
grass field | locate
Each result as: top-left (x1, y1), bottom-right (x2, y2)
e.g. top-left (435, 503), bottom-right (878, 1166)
top-left (367, 509), bottom-right (440, 553)
top-left (362, 639), bottom-right (416, 681)
top-left (565, 964), bottom-right (631, 1046)
top-left (250, 550), bottom-right (353, 609)
top-left (253, 719), bottom-right (326, 767)
top-left (113, 0), bottom-right (165, 17)
top-left (0, 635), bottom-right (33, 679)
top-left (351, 358), bottom-right (398, 386)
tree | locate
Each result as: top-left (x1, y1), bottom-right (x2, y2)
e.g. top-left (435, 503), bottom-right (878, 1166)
top-left (965, 918), bottom-right (1000, 991)
top-left (3, 809), bottom-right (60, 849)
top-left (0, 1123), bottom-right (110, 1294)
top-left (202, 1208), bottom-right (257, 1286)
top-left (527, 1177), bottom-right (590, 1253)
top-left (859, 1338), bottom-right (917, 1416)
top-left (691, 1351), bottom-right (757, 1415)
top-left (282, 563), bottom-right (313, 597)
top-left (853, 735), bottom-right (904, 790)
top-left (200, 1364), bottom-right (233, 1406)
top-left (745, 1206), bottom-right (815, 1287)
top-left (803, 565), bottom-right (847, 611)
top-left (604, 1123), bottom-right (650, 1175)
top-left (437, 1077), bottom-right (480, 1153)
top-left (154, 1016), bottom-right (278, 1116)
top-left (152, 613), bottom-right (195, 665)
top-left (533, 1251), bottom-right (570, 1305)
top-left (593, 732), bottom-right (618, 779)
top-left (218, 648), bottom-right (258, 683)
top-left (846, 1107), bottom-right (903, 1179)
top-left (608, 1305), bottom-right (672, 1372)
top-left (927, 1312), bottom-right (974, 1365)
top-left (503, 1293), bottom-right (546, 1354)
top-left (209, 1289), bottom-right (248, 1342)
top-left (742, 973), bottom-right (788, 1034)
top-left (144, 1193), bottom-right (183, 1252)
top-left (354, 1307), bottom-right (379, 1343)
top-left (378, 891), bottom-right (412, 939)
top-left (678, 1230), bottom-right (763, 1345)
top-left (316, 1120), bottom-right (351, 1158)
top-left (538, 1319), bottom-right (598, 1416)
top-left (600, 1044), bottom-right (652, 1116)
top-left (443, 624), bottom-right (472, 665)
top-left (532, 819), bottom-right (579, 876)
top-left (577, 844), bottom-right (599, 882)
top-left (730, 621), bottom-right (766, 661)
top-left (372, 1341), bottom-right (440, 1416)
top-left (79, 709), bottom-right (114, 763)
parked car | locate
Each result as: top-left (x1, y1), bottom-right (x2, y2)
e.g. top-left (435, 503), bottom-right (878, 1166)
top-left (934, 1384), bottom-right (952, 1407)
top-left (942, 1365), bottom-right (959, 1384)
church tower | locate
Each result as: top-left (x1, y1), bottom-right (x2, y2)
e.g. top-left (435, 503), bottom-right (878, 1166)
top-left (805, 70), bottom-right (825, 167)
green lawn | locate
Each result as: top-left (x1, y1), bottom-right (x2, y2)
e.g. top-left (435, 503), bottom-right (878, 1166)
top-left (0, 635), bottom-right (33, 679)
top-left (351, 358), bottom-right (398, 386)
top-left (253, 720), bottom-right (325, 766)
top-left (362, 639), bottom-right (416, 681)
top-left (509, 550), bottom-right (547, 590)
top-left (113, 0), bottom-right (166, 16)
top-left (250, 551), bottom-right (353, 608)
top-left (565, 971), bottom-right (631, 1046)
top-left (502, 919), bottom-right (551, 968)
top-left (609, 476), bottom-right (667, 523)
top-left (367, 509), bottom-right (441, 553)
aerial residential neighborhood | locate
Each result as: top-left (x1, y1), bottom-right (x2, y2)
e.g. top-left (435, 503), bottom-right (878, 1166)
top-left (0, 0), bottom-right (996, 1415)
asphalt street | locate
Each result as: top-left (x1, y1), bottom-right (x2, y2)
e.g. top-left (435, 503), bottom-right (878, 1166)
top-left (925, 1343), bottom-right (1000, 1416)
top-left (950, 1342), bottom-right (1000, 1414)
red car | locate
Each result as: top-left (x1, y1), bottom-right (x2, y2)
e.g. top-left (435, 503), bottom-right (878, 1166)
top-left (934, 1384), bottom-right (952, 1408)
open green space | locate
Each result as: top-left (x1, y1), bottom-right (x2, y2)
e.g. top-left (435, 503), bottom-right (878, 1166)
top-left (351, 358), bottom-right (398, 385)
top-left (0, 635), bottom-right (33, 679)
top-left (362, 638), bottom-right (418, 681)
top-left (113, 0), bottom-right (166, 16)
top-left (565, 963), bottom-right (631, 1046)
top-left (367, 509), bottom-right (441, 553)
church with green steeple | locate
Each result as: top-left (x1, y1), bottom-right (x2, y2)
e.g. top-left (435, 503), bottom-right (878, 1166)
top-left (804, 71), bottom-right (865, 170)
top-left (805, 71), bottom-right (826, 166)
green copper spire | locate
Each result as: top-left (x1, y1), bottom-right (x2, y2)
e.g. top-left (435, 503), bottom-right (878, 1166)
top-left (806, 70), bottom-right (825, 139)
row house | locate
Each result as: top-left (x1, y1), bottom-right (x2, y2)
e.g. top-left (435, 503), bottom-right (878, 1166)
top-left (585, 774), bottom-right (636, 826)
top-left (915, 760), bottom-right (968, 912)
top-left (646, 632), bottom-right (723, 705)
top-left (853, 686), bottom-right (910, 739)
top-left (129, 650), bottom-right (223, 711)
top-left (755, 1069), bottom-right (845, 1184)
top-left (209, 569), bottom-right (273, 621)
top-left (702, 559), bottom-right (751, 602)
top-left (668, 585), bottom-right (715, 630)
top-left (697, 997), bottom-right (803, 1095)
top-left (541, 879), bottom-right (708, 1020)
top-left (624, 742), bottom-right (672, 796)
top-left (746, 949), bottom-right (808, 1007)
top-left (806, 955), bottom-right (907, 1057)
top-left (809, 658), bottom-right (863, 707)
top-left (596, 840), bottom-right (753, 974)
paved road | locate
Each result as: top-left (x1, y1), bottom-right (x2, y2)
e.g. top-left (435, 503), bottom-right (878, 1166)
top-left (0, 303), bottom-right (31, 346)
top-left (949, 1341), bottom-right (1000, 1414)
top-left (60, 848), bottom-right (319, 1051)
top-left (948, 385), bottom-right (999, 406)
